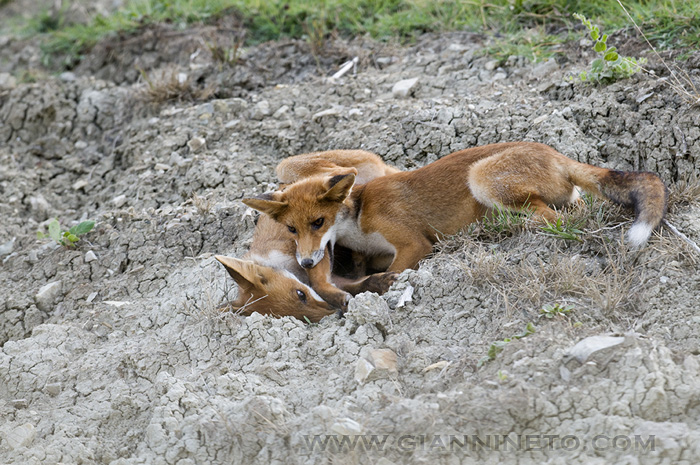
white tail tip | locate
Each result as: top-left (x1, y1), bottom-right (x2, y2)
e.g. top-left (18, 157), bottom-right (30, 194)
top-left (626, 222), bottom-right (653, 247)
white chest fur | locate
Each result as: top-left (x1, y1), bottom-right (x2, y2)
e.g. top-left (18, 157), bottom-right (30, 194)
top-left (332, 213), bottom-right (396, 256)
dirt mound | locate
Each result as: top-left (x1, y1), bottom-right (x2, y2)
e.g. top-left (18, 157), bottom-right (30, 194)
top-left (1, 15), bottom-right (699, 465)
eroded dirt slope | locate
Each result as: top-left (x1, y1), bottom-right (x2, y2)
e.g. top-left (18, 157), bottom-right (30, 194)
top-left (1, 7), bottom-right (700, 465)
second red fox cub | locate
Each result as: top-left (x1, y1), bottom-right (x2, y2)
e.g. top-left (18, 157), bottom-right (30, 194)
top-left (216, 150), bottom-right (399, 322)
top-left (244, 142), bottom-right (667, 275)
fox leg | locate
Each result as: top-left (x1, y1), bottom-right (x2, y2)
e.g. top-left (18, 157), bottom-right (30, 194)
top-left (387, 236), bottom-right (434, 272)
top-left (333, 271), bottom-right (399, 296)
top-left (521, 197), bottom-right (558, 222)
top-left (306, 253), bottom-right (352, 311)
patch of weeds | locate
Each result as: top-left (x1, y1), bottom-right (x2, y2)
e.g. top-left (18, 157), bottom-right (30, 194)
top-left (37, 218), bottom-right (95, 247)
top-left (574, 13), bottom-right (646, 83)
top-left (613, 0), bottom-right (700, 105)
top-left (190, 193), bottom-right (214, 215)
top-left (482, 28), bottom-right (565, 64)
top-left (539, 302), bottom-right (574, 319)
top-left (476, 204), bottom-right (533, 241)
top-left (478, 322), bottom-right (535, 367)
top-left (137, 67), bottom-right (215, 104)
top-left (539, 216), bottom-right (584, 241)
top-left (206, 34), bottom-right (245, 70)
top-left (668, 171), bottom-right (700, 210)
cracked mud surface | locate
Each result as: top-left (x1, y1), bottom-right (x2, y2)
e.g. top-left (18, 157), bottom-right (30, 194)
top-left (1, 3), bottom-right (700, 464)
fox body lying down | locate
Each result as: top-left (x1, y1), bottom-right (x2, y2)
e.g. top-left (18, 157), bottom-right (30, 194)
top-left (217, 150), bottom-right (399, 322)
top-left (244, 142), bottom-right (667, 279)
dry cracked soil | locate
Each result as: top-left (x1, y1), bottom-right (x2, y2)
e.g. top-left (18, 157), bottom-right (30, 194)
top-left (1, 2), bottom-right (700, 464)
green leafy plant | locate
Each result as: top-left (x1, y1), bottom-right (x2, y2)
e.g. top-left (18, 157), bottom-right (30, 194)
top-left (37, 218), bottom-right (95, 247)
top-left (574, 13), bottom-right (646, 83)
top-left (539, 303), bottom-right (574, 319)
top-left (478, 203), bottom-right (533, 238)
top-left (540, 217), bottom-right (584, 241)
top-left (478, 322), bottom-right (536, 367)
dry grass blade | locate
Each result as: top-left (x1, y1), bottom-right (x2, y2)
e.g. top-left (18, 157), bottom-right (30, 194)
top-left (615, 0), bottom-right (700, 105)
top-left (138, 66), bottom-right (215, 104)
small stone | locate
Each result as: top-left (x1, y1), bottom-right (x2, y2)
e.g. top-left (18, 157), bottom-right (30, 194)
top-left (72, 179), bottom-right (88, 191)
top-left (368, 349), bottom-right (398, 375)
top-left (154, 163), bottom-right (171, 171)
top-left (484, 60), bottom-right (499, 71)
top-left (273, 105), bottom-right (290, 119)
top-left (565, 335), bottom-right (625, 364)
top-left (213, 100), bottom-right (229, 113)
top-left (331, 418), bottom-right (363, 435)
top-left (533, 114), bottom-right (549, 125)
top-left (0, 238), bottom-right (15, 256)
top-left (35, 281), bottom-right (63, 312)
top-left (75, 140), bottom-right (88, 149)
top-left (59, 71), bottom-right (77, 82)
top-left (112, 194), bottom-right (127, 208)
top-left (86, 292), bottom-right (98, 303)
top-left (637, 92), bottom-right (654, 103)
top-left (354, 358), bottom-right (374, 384)
top-left (10, 399), bottom-right (28, 409)
top-left (169, 152), bottom-right (191, 167)
top-left (312, 108), bottom-right (339, 121)
top-left (29, 194), bottom-right (51, 217)
top-left (392, 77), bottom-right (419, 99)
top-left (224, 119), bottom-right (241, 129)
top-left (396, 285), bottom-right (414, 308)
top-left (45, 383), bottom-right (62, 397)
top-left (197, 102), bottom-right (214, 116)
top-left (250, 100), bottom-right (271, 120)
top-left (3, 423), bottom-right (36, 450)
top-left (375, 56), bottom-right (397, 67)
top-left (85, 251), bottom-right (97, 263)
top-left (348, 108), bottom-right (363, 118)
top-left (294, 107), bottom-right (310, 118)
top-left (228, 98), bottom-right (248, 113)
top-left (187, 136), bottom-right (206, 153)
top-left (423, 360), bottom-right (450, 373)
top-left (0, 72), bottom-right (17, 89)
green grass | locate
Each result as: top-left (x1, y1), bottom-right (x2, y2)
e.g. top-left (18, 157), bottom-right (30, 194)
top-left (16, 0), bottom-right (700, 69)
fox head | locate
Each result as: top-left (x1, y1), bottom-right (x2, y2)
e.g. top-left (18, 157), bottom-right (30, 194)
top-left (215, 255), bottom-right (335, 323)
top-left (243, 173), bottom-right (355, 269)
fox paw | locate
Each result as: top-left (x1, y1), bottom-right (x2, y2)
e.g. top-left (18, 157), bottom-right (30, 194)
top-left (362, 271), bottom-right (399, 295)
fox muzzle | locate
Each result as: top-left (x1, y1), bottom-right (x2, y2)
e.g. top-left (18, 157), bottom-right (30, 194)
top-left (296, 249), bottom-right (326, 269)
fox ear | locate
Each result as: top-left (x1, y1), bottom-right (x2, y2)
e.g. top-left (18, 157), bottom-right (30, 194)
top-left (321, 173), bottom-right (356, 203)
top-left (215, 256), bottom-right (262, 288)
top-left (242, 192), bottom-right (288, 219)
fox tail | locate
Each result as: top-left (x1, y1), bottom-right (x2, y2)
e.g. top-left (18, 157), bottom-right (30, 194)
top-left (568, 164), bottom-right (668, 247)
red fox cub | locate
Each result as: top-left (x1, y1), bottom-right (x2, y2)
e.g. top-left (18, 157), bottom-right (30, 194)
top-left (243, 142), bottom-right (668, 276)
top-left (217, 150), bottom-right (398, 322)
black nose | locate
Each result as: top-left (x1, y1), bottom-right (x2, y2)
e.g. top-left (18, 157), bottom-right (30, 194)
top-left (300, 259), bottom-right (314, 269)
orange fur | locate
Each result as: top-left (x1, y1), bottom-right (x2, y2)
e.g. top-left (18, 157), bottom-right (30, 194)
top-left (245, 142), bottom-right (668, 279)
top-left (219, 150), bottom-right (399, 322)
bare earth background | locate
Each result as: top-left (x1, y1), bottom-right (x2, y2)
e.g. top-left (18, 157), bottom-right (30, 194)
top-left (1, 1), bottom-right (700, 464)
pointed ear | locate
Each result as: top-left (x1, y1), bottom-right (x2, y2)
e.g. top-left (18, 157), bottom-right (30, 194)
top-left (320, 173), bottom-right (356, 203)
top-left (215, 256), bottom-right (262, 288)
top-left (242, 192), bottom-right (288, 219)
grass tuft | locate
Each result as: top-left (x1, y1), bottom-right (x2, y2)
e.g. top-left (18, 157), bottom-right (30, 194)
top-left (137, 67), bottom-right (216, 104)
top-left (20, 0), bottom-right (700, 70)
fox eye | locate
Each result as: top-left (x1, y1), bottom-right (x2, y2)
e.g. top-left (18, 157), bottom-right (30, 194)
top-left (287, 225), bottom-right (297, 234)
top-left (311, 218), bottom-right (324, 229)
top-left (296, 289), bottom-right (307, 303)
